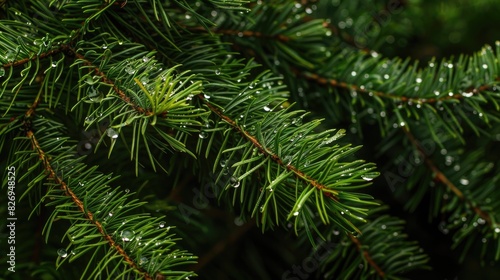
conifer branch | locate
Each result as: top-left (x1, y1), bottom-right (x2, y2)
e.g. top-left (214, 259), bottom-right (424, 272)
top-left (1, 47), bottom-right (65, 69)
top-left (402, 127), bottom-right (492, 225)
top-left (26, 129), bottom-right (155, 280)
top-left (295, 68), bottom-right (500, 105)
top-left (198, 94), bottom-right (340, 202)
top-left (69, 47), bottom-right (153, 116)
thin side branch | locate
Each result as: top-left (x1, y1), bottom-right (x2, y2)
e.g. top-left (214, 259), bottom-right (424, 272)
top-left (348, 234), bottom-right (385, 278)
top-left (402, 127), bottom-right (492, 225)
top-left (199, 94), bottom-right (339, 202)
top-left (295, 69), bottom-right (499, 105)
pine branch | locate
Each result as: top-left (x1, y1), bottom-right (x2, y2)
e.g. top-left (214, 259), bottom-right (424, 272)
top-left (26, 129), bottom-right (153, 278)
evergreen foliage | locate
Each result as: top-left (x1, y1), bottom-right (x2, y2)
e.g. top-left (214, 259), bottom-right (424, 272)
top-left (1, 0), bottom-right (499, 279)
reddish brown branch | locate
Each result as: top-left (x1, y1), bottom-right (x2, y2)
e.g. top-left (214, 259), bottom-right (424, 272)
top-left (402, 127), bottom-right (492, 225)
top-left (198, 94), bottom-right (339, 203)
top-left (1, 48), bottom-right (64, 69)
top-left (26, 129), bottom-right (154, 280)
top-left (296, 69), bottom-right (499, 105)
top-left (349, 234), bottom-right (385, 278)
top-left (70, 48), bottom-right (153, 116)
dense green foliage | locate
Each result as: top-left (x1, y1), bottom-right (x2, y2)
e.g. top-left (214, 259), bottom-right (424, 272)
top-left (1, 0), bottom-right (500, 279)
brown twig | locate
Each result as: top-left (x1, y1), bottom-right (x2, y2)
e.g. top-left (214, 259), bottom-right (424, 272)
top-left (349, 234), bottom-right (385, 278)
top-left (198, 94), bottom-right (340, 202)
top-left (296, 68), bottom-right (499, 105)
top-left (402, 127), bottom-right (492, 225)
top-left (26, 129), bottom-right (155, 280)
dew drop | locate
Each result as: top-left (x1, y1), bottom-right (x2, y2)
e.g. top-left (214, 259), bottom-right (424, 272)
top-left (159, 221), bottom-right (166, 228)
top-left (215, 68), bottom-right (221, 75)
top-left (51, 62), bottom-right (57, 68)
top-left (106, 128), bottom-right (119, 139)
top-left (108, 212), bottom-right (113, 217)
top-left (57, 248), bottom-right (68, 258)
top-left (230, 176), bottom-right (240, 188)
top-left (142, 56), bottom-right (150, 63)
top-left (88, 87), bottom-right (101, 102)
top-left (125, 66), bottom-right (136, 75)
top-left (124, 189), bottom-right (130, 193)
top-left (120, 230), bottom-right (135, 242)
top-left (263, 106), bottom-right (271, 112)
top-left (101, 44), bottom-right (107, 49)
top-left (292, 117), bottom-right (302, 126)
top-left (293, 211), bottom-right (299, 216)
top-left (199, 131), bottom-right (208, 139)
top-left (351, 71), bottom-right (357, 76)
top-left (0, 68), bottom-right (5, 77)
top-left (495, 227), bottom-right (500, 233)
top-left (459, 178), bottom-right (469, 185)
top-left (139, 256), bottom-right (148, 265)
top-left (220, 159), bottom-right (227, 168)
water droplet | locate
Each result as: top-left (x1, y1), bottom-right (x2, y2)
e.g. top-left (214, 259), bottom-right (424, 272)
top-left (124, 189), bottom-right (130, 193)
top-left (159, 221), bottom-right (166, 228)
top-left (482, 64), bottom-right (488, 69)
top-left (88, 87), bottom-right (101, 102)
top-left (220, 159), bottom-right (227, 168)
top-left (416, 78), bottom-right (422, 83)
top-left (459, 178), bottom-right (469, 185)
top-left (125, 66), bottom-right (136, 75)
top-left (293, 211), bottom-right (299, 216)
top-left (139, 256), bottom-right (148, 265)
top-left (215, 68), bottom-right (221, 75)
top-left (199, 131), bottom-right (208, 139)
top-left (333, 230), bottom-right (340, 235)
top-left (362, 172), bottom-right (378, 181)
top-left (106, 128), bottom-right (119, 139)
top-left (203, 93), bottom-right (211, 99)
top-left (477, 218), bottom-right (486, 225)
top-left (108, 212), bottom-right (113, 217)
top-left (57, 248), bottom-right (68, 258)
top-left (292, 117), bottom-right (302, 126)
top-left (0, 68), bottom-right (5, 77)
top-left (263, 106), bottom-right (271, 112)
top-left (142, 56), bottom-right (150, 63)
top-left (120, 230), bottom-right (135, 242)
top-left (51, 62), bottom-right (57, 68)
top-left (140, 76), bottom-right (149, 85)
top-left (495, 227), bottom-right (500, 233)
top-left (230, 176), bottom-right (240, 188)
top-left (381, 224), bottom-right (387, 229)
top-left (351, 71), bottom-right (357, 76)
